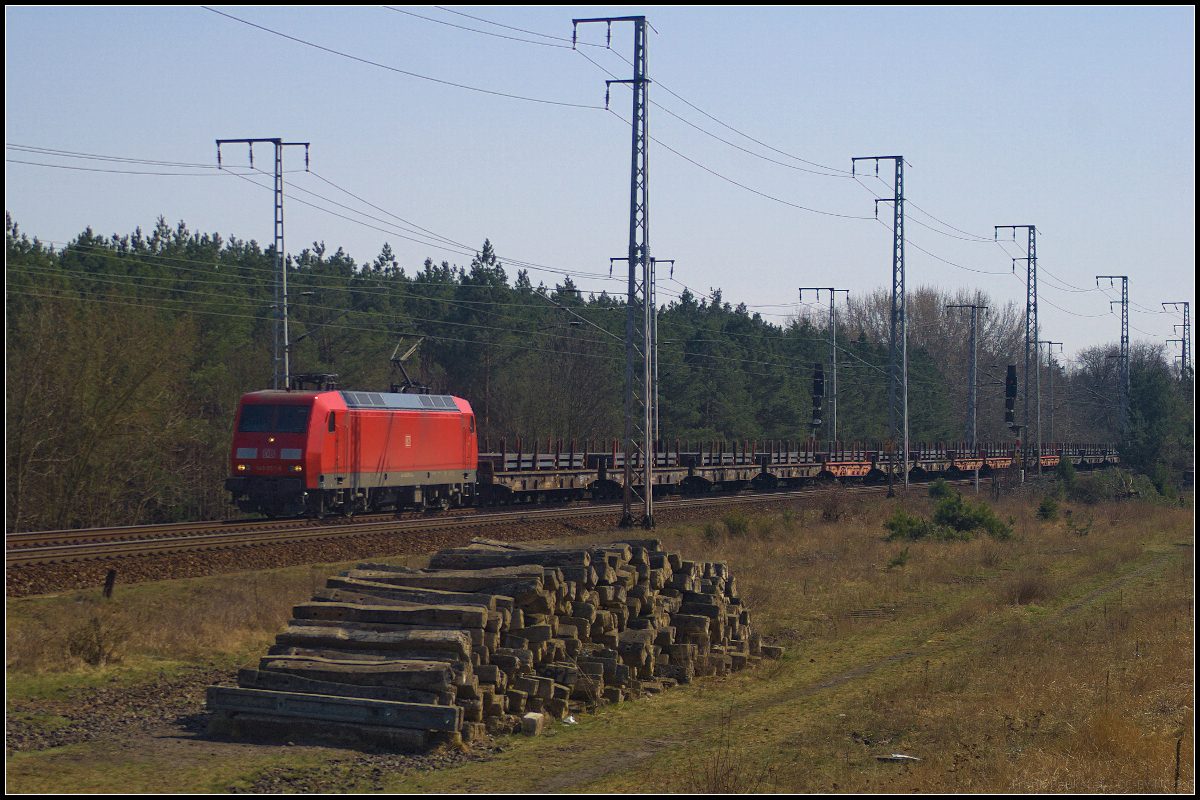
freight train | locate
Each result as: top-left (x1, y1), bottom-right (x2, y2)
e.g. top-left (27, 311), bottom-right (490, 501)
top-left (224, 389), bottom-right (1119, 518)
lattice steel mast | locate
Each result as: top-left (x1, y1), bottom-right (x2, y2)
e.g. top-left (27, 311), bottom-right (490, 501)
top-left (1097, 276), bottom-right (1130, 436)
top-left (1164, 301), bottom-right (1192, 383)
top-left (996, 225), bottom-right (1038, 465)
top-left (853, 156), bottom-right (908, 488)
top-left (576, 15), bottom-right (653, 527)
top-left (217, 137), bottom-right (310, 390)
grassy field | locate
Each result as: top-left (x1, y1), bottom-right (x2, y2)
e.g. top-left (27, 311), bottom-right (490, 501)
top-left (6, 487), bottom-right (1194, 793)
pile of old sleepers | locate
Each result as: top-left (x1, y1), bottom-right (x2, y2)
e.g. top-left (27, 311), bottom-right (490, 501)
top-left (206, 537), bottom-right (784, 750)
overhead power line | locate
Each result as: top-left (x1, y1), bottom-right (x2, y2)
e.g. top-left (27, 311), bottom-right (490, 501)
top-left (603, 108), bottom-right (871, 220)
top-left (386, 7), bottom-right (571, 48)
top-left (201, 6), bottom-right (603, 110)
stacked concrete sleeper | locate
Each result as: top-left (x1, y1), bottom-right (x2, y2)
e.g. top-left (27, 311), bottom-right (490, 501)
top-left (206, 537), bottom-right (785, 749)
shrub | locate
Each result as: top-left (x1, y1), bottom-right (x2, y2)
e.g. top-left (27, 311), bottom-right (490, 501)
top-left (1056, 455), bottom-right (1077, 491)
top-left (932, 493), bottom-right (1013, 540)
top-left (1070, 467), bottom-right (1146, 504)
top-left (752, 517), bottom-right (777, 540)
top-left (818, 485), bottom-right (846, 522)
top-left (1149, 463), bottom-right (1178, 501)
top-left (1003, 574), bottom-right (1054, 605)
top-left (884, 495), bottom-right (1013, 542)
top-left (883, 506), bottom-right (933, 541)
top-left (887, 547), bottom-right (910, 569)
top-left (722, 513), bottom-right (749, 537)
top-left (1036, 495), bottom-right (1059, 521)
top-left (928, 477), bottom-right (952, 499)
top-left (1066, 512), bottom-right (1094, 537)
top-left (66, 613), bottom-right (129, 668)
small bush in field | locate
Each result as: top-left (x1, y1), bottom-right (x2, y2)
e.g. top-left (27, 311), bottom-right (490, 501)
top-left (818, 485), bottom-right (846, 522)
top-left (722, 513), bottom-right (749, 537)
top-left (1037, 495), bottom-right (1059, 521)
top-left (1149, 463), bottom-right (1178, 501)
top-left (928, 477), bottom-right (952, 499)
top-left (66, 613), bottom-right (129, 667)
top-left (883, 506), bottom-right (934, 541)
top-left (1003, 574), bottom-right (1054, 605)
top-left (887, 547), bottom-right (910, 569)
top-left (933, 493), bottom-right (1013, 540)
top-left (1066, 512), bottom-right (1094, 537)
top-left (1056, 455), bottom-right (1077, 492)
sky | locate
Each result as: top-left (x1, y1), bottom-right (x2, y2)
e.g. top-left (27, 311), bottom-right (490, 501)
top-left (5, 6), bottom-right (1195, 364)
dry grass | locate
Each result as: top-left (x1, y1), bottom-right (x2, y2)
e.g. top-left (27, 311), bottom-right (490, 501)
top-left (6, 565), bottom-right (334, 677)
top-left (645, 489), bottom-right (1194, 794)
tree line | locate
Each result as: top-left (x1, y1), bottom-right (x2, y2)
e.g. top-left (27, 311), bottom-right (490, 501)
top-left (6, 214), bottom-right (1191, 530)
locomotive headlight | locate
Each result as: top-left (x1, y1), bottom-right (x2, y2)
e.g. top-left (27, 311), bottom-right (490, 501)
top-left (292, 465), bottom-right (303, 473)
top-left (237, 464), bottom-right (247, 471)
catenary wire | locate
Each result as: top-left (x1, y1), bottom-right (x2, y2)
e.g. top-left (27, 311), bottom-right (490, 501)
top-left (201, 6), bottom-right (604, 110)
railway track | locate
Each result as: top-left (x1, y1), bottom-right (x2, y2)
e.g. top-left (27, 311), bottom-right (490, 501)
top-left (6, 479), bottom-right (970, 569)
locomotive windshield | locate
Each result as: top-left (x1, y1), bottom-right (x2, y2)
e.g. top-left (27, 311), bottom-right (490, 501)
top-left (237, 405), bottom-right (274, 432)
top-left (275, 405), bottom-right (311, 433)
top-left (237, 404), bottom-right (311, 433)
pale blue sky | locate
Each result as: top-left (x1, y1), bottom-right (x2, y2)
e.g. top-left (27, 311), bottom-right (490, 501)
top-left (5, 6), bottom-right (1195, 362)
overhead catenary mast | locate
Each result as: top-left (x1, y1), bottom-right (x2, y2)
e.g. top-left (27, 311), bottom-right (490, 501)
top-left (575, 15), bottom-right (654, 528)
top-left (996, 225), bottom-right (1038, 469)
top-left (853, 155), bottom-right (908, 489)
top-left (216, 137), bottom-right (310, 390)
top-left (1096, 276), bottom-right (1130, 437)
top-left (1164, 301), bottom-right (1192, 383)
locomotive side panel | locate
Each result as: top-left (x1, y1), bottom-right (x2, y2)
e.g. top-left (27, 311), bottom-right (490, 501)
top-left (338, 407), bottom-right (473, 487)
top-left (305, 391), bottom-right (477, 511)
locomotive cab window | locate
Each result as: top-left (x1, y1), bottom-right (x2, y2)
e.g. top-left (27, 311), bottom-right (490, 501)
top-left (237, 405), bottom-right (274, 432)
top-left (328, 411), bottom-right (336, 433)
top-left (469, 416), bottom-right (475, 434)
top-left (274, 405), bottom-right (311, 433)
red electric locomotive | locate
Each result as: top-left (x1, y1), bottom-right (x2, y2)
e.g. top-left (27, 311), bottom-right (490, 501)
top-left (225, 389), bottom-right (477, 517)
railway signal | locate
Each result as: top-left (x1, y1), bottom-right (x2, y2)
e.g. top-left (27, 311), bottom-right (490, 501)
top-left (800, 287), bottom-right (849, 441)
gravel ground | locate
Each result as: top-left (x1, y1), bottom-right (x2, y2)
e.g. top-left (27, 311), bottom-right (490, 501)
top-left (227, 745), bottom-right (500, 793)
top-left (6, 663), bottom-right (503, 792)
top-left (5, 666), bottom-right (235, 754)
